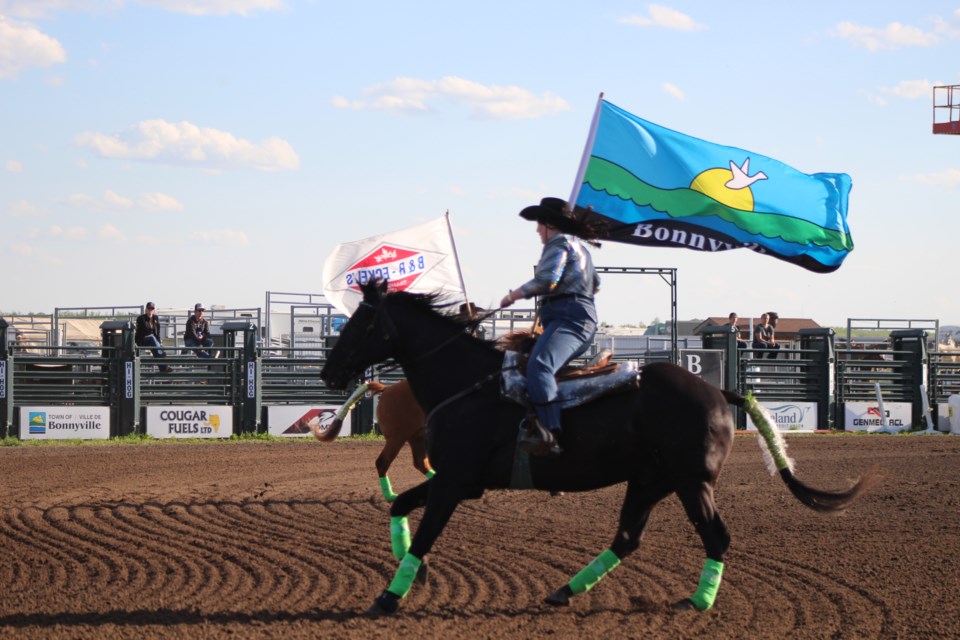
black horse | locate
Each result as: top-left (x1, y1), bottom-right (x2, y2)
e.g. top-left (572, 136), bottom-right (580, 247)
top-left (320, 280), bottom-right (877, 616)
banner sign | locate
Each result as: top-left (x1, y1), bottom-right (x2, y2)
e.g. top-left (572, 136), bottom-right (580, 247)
top-left (20, 406), bottom-right (110, 440)
top-left (749, 401), bottom-right (818, 432)
top-left (678, 349), bottom-right (723, 387)
top-left (843, 401), bottom-right (912, 432)
top-left (267, 405), bottom-right (351, 438)
top-left (146, 406), bottom-right (233, 439)
top-left (0, 360), bottom-right (6, 399)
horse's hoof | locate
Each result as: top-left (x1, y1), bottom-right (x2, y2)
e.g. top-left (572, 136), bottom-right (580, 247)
top-left (545, 585), bottom-right (572, 606)
top-left (366, 591), bottom-right (400, 616)
top-left (416, 561), bottom-right (429, 585)
top-left (672, 598), bottom-right (697, 611)
top-left (550, 490), bottom-right (564, 497)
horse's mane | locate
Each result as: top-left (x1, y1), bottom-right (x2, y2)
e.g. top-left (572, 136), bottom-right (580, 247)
top-left (386, 290), bottom-right (503, 350)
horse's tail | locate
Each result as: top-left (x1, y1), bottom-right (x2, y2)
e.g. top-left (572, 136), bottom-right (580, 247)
top-left (722, 390), bottom-right (881, 513)
top-left (310, 381), bottom-right (379, 442)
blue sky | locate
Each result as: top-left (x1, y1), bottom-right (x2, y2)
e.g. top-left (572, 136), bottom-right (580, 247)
top-left (2, 1), bottom-right (959, 328)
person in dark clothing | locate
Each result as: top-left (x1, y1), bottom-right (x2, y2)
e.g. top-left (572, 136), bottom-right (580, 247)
top-left (727, 312), bottom-right (748, 349)
top-left (135, 302), bottom-right (170, 372)
top-left (184, 303), bottom-right (214, 358)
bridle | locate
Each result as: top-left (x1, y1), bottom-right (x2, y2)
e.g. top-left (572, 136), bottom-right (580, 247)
top-left (348, 298), bottom-right (517, 430)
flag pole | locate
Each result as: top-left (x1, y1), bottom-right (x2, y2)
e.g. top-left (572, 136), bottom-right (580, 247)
top-left (444, 210), bottom-right (471, 305)
top-left (568, 91), bottom-right (605, 208)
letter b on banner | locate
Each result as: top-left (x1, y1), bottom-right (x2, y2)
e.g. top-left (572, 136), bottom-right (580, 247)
top-left (679, 349), bottom-right (723, 387)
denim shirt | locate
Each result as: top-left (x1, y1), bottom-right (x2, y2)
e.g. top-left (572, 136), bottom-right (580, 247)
top-left (518, 233), bottom-right (600, 300)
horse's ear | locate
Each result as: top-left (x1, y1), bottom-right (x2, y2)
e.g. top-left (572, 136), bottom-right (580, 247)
top-left (359, 278), bottom-right (390, 305)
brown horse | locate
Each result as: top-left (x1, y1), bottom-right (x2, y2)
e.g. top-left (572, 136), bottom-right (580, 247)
top-left (309, 379), bottom-right (433, 501)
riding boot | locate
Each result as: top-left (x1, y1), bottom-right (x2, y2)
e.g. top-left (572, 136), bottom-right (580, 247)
top-left (519, 415), bottom-right (563, 458)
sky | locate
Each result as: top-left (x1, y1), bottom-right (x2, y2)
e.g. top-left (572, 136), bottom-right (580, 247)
top-left (1, 0), bottom-right (959, 329)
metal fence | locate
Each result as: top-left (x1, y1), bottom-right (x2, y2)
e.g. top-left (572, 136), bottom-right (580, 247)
top-left (0, 317), bottom-right (954, 438)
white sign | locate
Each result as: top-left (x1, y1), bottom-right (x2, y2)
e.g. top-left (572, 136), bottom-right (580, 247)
top-left (937, 402), bottom-right (951, 433)
top-left (20, 406), bottom-right (110, 440)
top-left (747, 401), bottom-right (819, 432)
top-left (146, 406), bottom-right (233, 439)
top-left (844, 401), bottom-right (912, 432)
top-left (267, 405), bottom-right (351, 438)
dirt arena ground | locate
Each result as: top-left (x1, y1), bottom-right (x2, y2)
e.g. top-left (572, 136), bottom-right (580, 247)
top-left (1, 434), bottom-right (958, 639)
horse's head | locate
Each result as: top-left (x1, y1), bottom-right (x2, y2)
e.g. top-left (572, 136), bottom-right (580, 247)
top-left (320, 279), bottom-right (397, 390)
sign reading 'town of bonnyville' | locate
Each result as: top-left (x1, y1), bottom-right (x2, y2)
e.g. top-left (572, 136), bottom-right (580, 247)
top-left (146, 406), bottom-right (233, 439)
top-left (20, 407), bottom-right (111, 440)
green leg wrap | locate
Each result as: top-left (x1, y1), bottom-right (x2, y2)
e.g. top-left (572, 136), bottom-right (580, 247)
top-left (389, 515), bottom-right (411, 560)
top-left (689, 558), bottom-right (724, 611)
top-left (424, 469), bottom-right (436, 479)
top-left (568, 548), bottom-right (622, 595)
top-left (387, 553), bottom-right (422, 598)
top-left (379, 475), bottom-right (399, 502)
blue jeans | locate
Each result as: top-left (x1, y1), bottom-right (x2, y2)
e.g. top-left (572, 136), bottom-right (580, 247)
top-left (141, 335), bottom-right (170, 371)
top-left (527, 295), bottom-right (598, 432)
top-left (141, 334), bottom-right (167, 358)
top-left (185, 336), bottom-right (214, 358)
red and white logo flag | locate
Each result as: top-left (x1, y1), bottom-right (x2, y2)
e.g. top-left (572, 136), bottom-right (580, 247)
top-left (322, 215), bottom-right (467, 316)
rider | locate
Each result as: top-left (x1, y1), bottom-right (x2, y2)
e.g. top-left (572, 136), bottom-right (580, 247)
top-left (500, 197), bottom-right (603, 457)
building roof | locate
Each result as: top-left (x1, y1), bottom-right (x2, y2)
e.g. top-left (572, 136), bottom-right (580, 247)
top-left (694, 316), bottom-right (822, 339)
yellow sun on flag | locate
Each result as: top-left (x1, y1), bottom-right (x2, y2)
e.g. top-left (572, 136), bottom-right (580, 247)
top-left (691, 168), bottom-right (753, 210)
top-left (690, 158), bottom-right (768, 212)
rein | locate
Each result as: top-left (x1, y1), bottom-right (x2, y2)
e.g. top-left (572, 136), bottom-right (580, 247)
top-left (360, 300), bottom-right (510, 377)
top-left (357, 299), bottom-right (517, 429)
top-left (421, 365), bottom-right (517, 431)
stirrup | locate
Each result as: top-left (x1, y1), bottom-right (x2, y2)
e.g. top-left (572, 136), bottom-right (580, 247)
top-left (519, 416), bottom-right (563, 458)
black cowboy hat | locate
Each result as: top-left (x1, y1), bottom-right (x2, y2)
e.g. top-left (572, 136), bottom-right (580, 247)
top-left (519, 197), bottom-right (584, 234)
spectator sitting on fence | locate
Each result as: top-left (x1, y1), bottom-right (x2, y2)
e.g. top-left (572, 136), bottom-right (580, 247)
top-left (726, 312), bottom-right (749, 349)
top-left (753, 312), bottom-right (782, 359)
top-left (184, 303), bottom-right (214, 358)
top-left (135, 302), bottom-right (171, 372)
top-left (753, 312), bottom-right (776, 358)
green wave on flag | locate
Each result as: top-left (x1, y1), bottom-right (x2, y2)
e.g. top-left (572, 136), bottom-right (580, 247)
top-left (585, 157), bottom-right (854, 253)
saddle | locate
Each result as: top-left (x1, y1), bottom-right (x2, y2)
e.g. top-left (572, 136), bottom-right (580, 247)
top-left (501, 349), bottom-right (640, 411)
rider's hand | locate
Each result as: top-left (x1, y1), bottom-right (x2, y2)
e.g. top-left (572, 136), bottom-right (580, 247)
top-left (500, 291), bottom-right (515, 308)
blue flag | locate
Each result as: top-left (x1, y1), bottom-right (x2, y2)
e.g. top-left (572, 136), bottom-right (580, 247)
top-left (574, 100), bottom-right (853, 272)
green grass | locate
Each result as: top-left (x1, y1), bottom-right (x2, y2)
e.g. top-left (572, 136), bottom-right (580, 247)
top-left (0, 432), bottom-right (385, 447)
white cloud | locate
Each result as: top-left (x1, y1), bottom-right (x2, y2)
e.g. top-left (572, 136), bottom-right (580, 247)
top-left (138, 191), bottom-right (184, 211)
top-left (662, 82), bottom-right (685, 100)
top-left (880, 79), bottom-right (936, 99)
top-left (8, 241), bottom-right (63, 265)
top-left (333, 76), bottom-right (570, 120)
top-left (48, 224), bottom-right (88, 239)
top-left (74, 119), bottom-right (300, 172)
top-left (99, 223), bottom-right (126, 242)
top-left (5, 160), bottom-right (23, 172)
top-left (7, 200), bottom-right (45, 216)
top-left (0, 16), bottom-right (67, 79)
top-left (0, 1), bottom-right (283, 19)
top-left (831, 20), bottom-right (942, 52)
top-left (187, 228), bottom-right (249, 246)
top-left (136, 0), bottom-right (285, 16)
top-left (62, 189), bottom-right (185, 212)
top-left (899, 168), bottom-right (960, 189)
top-left (620, 5), bottom-right (705, 31)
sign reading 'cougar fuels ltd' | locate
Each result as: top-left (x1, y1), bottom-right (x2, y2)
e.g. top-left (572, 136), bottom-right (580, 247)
top-left (146, 406), bottom-right (232, 439)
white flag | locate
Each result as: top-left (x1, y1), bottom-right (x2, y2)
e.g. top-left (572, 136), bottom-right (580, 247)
top-left (322, 214), bottom-right (467, 316)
